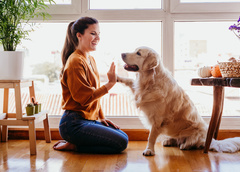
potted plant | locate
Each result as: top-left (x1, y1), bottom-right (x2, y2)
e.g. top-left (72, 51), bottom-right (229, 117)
top-left (0, 0), bottom-right (55, 80)
top-left (26, 103), bottom-right (35, 116)
top-left (31, 97), bottom-right (41, 114)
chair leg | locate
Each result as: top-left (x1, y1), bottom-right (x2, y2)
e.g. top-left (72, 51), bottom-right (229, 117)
top-left (204, 86), bottom-right (224, 153)
top-left (43, 113), bottom-right (51, 143)
top-left (1, 125), bottom-right (8, 142)
top-left (28, 120), bottom-right (37, 155)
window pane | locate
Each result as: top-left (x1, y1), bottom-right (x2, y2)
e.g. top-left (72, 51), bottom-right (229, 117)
top-left (181, 0), bottom-right (240, 3)
top-left (92, 22), bottom-right (162, 116)
top-left (45, 0), bottom-right (71, 4)
top-left (0, 22), bottom-right (161, 116)
top-left (175, 22), bottom-right (240, 117)
top-left (90, 0), bottom-right (162, 9)
top-left (18, 23), bottom-right (67, 116)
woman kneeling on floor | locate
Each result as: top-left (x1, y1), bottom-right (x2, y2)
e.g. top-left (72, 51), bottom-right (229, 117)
top-left (53, 17), bottom-right (128, 154)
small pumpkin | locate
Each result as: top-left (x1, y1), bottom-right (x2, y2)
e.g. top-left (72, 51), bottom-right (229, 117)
top-left (198, 66), bottom-right (212, 78)
top-left (211, 64), bottom-right (222, 77)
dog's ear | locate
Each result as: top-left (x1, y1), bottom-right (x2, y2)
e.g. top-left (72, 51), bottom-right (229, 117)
top-left (142, 52), bottom-right (159, 71)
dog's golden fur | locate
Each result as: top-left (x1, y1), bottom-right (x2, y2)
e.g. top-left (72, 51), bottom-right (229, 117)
top-left (117, 46), bottom-right (240, 156)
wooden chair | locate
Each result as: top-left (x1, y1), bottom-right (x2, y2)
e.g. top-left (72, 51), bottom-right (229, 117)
top-left (0, 80), bottom-right (51, 155)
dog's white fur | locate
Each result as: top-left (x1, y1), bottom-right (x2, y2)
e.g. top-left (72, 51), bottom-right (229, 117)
top-left (117, 46), bottom-right (240, 156)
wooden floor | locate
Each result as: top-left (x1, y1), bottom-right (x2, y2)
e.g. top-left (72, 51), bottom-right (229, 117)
top-left (1, 141), bottom-right (240, 172)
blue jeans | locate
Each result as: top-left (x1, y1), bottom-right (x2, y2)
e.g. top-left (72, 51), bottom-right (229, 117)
top-left (59, 110), bottom-right (129, 154)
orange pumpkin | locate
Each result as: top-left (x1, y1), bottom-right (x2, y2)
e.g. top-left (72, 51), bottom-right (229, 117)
top-left (211, 64), bottom-right (222, 77)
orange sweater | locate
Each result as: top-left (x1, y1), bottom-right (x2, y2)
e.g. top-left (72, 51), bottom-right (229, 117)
top-left (61, 49), bottom-right (108, 120)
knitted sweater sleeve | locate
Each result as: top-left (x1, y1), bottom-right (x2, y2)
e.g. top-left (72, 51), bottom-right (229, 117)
top-left (65, 60), bottom-right (108, 106)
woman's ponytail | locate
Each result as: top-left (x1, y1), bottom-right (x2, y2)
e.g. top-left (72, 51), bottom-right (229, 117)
top-left (60, 21), bottom-right (76, 77)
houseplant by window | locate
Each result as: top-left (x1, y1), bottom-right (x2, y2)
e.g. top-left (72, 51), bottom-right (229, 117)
top-left (0, 0), bottom-right (55, 80)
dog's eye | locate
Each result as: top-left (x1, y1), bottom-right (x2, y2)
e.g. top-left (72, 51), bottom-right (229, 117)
top-left (136, 51), bottom-right (141, 56)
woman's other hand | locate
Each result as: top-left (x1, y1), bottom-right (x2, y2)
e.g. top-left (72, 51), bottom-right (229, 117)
top-left (100, 118), bottom-right (120, 129)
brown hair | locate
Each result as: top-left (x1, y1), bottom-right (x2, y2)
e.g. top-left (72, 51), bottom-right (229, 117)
top-left (60, 17), bottom-right (98, 77)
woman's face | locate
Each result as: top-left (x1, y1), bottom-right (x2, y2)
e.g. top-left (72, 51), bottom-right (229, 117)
top-left (77, 23), bottom-right (100, 53)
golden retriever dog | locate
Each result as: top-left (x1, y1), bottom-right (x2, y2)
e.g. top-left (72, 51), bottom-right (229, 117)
top-left (117, 46), bottom-right (240, 156)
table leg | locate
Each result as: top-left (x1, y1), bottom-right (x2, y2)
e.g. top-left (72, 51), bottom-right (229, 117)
top-left (2, 88), bottom-right (9, 142)
top-left (0, 126), bottom-right (1, 142)
top-left (28, 120), bottom-right (37, 155)
top-left (214, 87), bottom-right (224, 139)
top-left (204, 86), bottom-right (224, 153)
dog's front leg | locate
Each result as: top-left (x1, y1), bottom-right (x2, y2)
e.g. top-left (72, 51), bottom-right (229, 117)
top-left (117, 75), bottom-right (135, 93)
top-left (143, 125), bottom-right (160, 156)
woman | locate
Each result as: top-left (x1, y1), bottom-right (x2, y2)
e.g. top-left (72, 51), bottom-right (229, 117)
top-left (53, 17), bottom-right (128, 154)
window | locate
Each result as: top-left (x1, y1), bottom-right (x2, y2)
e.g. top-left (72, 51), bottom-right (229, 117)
top-left (90, 0), bottom-right (162, 9)
top-left (0, 23), bottom-right (68, 116)
top-left (171, 0), bottom-right (240, 13)
top-left (93, 22), bottom-right (161, 116)
top-left (1, 22), bottom-right (161, 116)
top-left (175, 22), bottom-right (240, 116)
top-left (1, 0), bottom-right (240, 128)
top-left (46, 0), bottom-right (81, 14)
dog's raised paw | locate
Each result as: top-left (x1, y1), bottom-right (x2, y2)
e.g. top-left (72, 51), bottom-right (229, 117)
top-left (116, 75), bottom-right (122, 82)
top-left (143, 149), bottom-right (155, 156)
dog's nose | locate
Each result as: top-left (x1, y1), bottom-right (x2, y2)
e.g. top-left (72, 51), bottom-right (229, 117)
top-left (121, 53), bottom-right (126, 59)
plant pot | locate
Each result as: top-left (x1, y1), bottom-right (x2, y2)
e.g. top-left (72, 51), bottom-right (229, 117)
top-left (38, 103), bottom-right (41, 112)
top-left (26, 106), bottom-right (35, 116)
top-left (34, 104), bottom-right (40, 114)
top-left (0, 51), bottom-right (24, 80)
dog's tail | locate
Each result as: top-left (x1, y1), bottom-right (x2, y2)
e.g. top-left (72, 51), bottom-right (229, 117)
top-left (210, 137), bottom-right (240, 153)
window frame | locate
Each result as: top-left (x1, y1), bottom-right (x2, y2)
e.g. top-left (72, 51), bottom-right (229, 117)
top-left (171, 0), bottom-right (240, 13)
top-left (29, 0), bottom-right (240, 129)
top-left (46, 0), bottom-right (81, 14)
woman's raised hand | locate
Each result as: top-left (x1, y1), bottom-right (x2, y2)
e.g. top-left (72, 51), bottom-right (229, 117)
top-left (105, 62), bottom-right (117, 91)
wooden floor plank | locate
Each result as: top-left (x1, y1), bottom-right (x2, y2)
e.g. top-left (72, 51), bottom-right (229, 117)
top-left (1, 140), bottom-right (240, 171)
